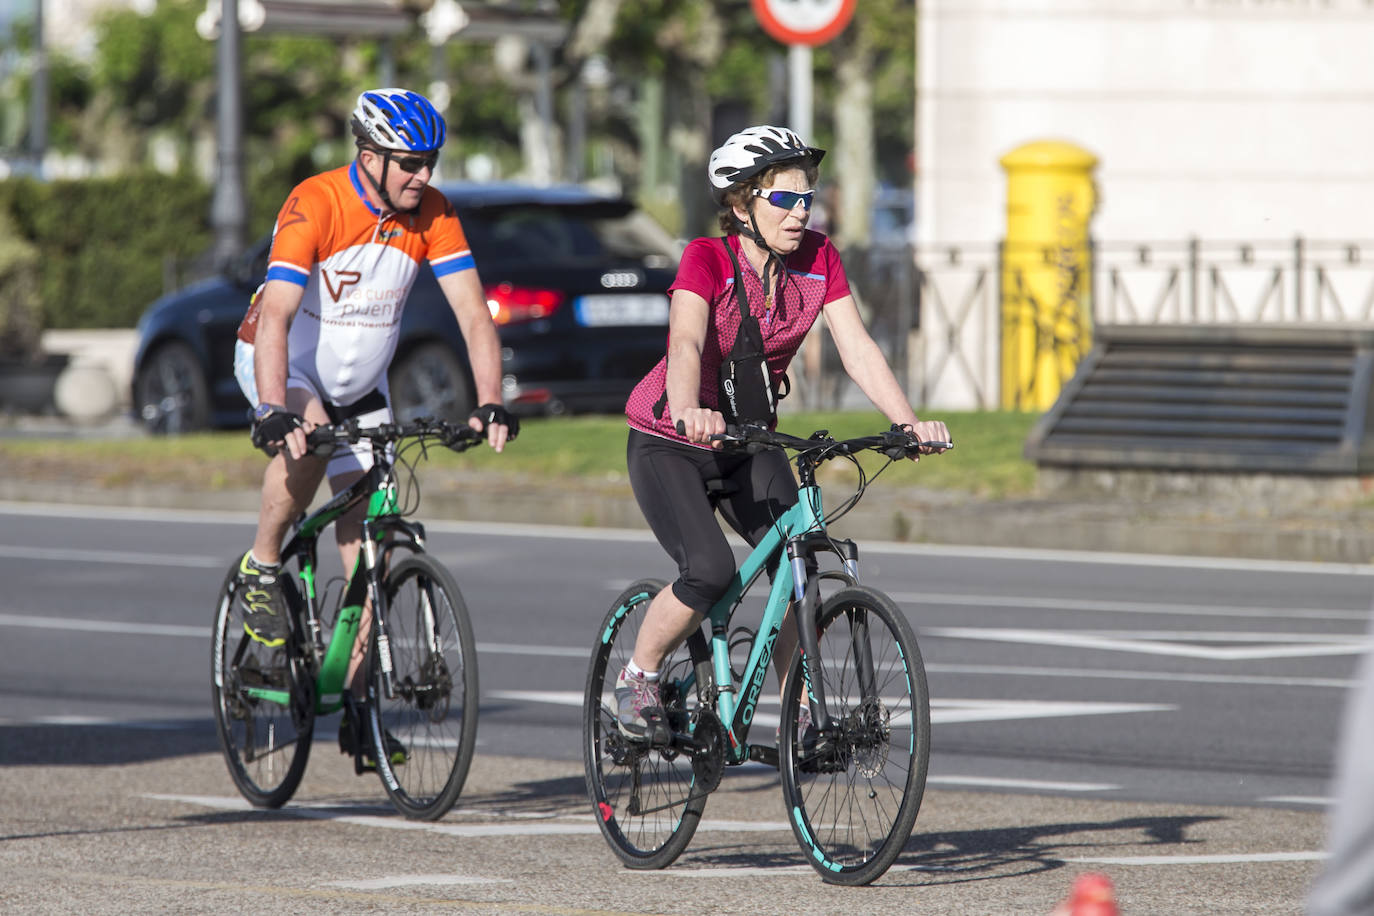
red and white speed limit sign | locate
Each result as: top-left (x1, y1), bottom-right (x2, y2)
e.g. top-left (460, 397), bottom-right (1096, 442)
top-left (752, 0), bottom-right (857, 46)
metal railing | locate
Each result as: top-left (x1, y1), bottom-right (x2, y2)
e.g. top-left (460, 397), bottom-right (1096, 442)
top-left (1097, 238), bottom-right (1374, 325)
top-left (900, 237), bottom-right (1374, 410)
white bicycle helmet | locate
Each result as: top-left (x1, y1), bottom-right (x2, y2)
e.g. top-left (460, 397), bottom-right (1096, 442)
top-left (350, 88), bottom-right (447, 152)
top-left (707, 125), bottom-right (825, 204)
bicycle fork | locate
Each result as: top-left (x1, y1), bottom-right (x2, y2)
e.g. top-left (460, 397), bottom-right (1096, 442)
top-left (361, 516), bottom-right (430, 701)
top-left (787, 534), bottom-right (867, 732)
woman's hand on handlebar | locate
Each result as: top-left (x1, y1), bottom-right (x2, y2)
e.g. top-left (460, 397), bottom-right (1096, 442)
top-left (908, 419), bottom-right (952, 459)
top-left (675, 408), bottom-right (726, 446)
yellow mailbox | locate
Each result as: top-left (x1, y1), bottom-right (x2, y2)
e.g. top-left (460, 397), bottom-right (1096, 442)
top-left (999, 140), bottom-right (1098, 411)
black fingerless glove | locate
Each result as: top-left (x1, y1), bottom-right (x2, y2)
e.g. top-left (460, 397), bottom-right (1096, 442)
top-left (250, 407), bottom-right (305, 456)
top-left (469, 403), bottom-right (519, 441)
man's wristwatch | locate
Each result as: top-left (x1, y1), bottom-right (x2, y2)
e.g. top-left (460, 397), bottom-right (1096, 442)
top-left (254, 402), bottom-right (286, 422)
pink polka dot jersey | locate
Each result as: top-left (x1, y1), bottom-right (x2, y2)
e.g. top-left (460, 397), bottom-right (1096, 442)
top-left (625, 230), bottom-right (851, 447)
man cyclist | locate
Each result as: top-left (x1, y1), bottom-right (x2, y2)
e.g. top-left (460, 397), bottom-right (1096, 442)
top-left (231, 87), bottom-right (516, 771)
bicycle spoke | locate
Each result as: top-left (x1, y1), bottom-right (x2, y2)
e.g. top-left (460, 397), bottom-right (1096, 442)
top-left (584, 580), bottom-right (708, 869)
top-left (212, 564), bottom-right (313, 808)
top-left (780, 586), bottom-right (929, 885)
top-left (370, 554), bottom-right (477, 820)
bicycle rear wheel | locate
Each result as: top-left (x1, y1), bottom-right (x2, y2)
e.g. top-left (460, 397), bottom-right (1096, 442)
top-left (779, 585), bottom-right (930, 885)
top-left (584, 579), bottom-right (708, 869)
top-left (211, 562), bottom-right (314, 808)
top-left (367, 553), bottom-right (479, 820)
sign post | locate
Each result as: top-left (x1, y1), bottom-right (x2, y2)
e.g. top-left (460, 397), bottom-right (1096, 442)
top-left (751, 0), bottom-right (856, 139)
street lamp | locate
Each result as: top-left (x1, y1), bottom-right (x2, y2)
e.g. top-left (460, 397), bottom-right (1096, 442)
top-left (29, 0), bottom-right (46, 177)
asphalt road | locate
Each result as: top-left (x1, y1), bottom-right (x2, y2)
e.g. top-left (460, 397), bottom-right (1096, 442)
top-left (1, 502), bottom-right (1368, 913)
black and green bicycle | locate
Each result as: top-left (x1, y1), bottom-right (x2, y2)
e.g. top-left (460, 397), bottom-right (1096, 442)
top-left (212, 417), bottom-right (481, 820)
top-left (585, 423), bottom-right (948, 885)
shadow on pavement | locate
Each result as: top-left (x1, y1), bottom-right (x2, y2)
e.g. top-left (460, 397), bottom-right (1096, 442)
top-left (459, 773), bottom-right (588, 815)
top-left (0, 719), bottom-right (220, 766)
top-left (683, 813), bottom-right (1225, 885)
top-left (894, 814), bottom-right (1225, 884)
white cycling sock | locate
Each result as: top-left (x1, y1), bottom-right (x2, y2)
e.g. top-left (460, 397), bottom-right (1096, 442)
top-left (626, 659), bottom-right (659, 681)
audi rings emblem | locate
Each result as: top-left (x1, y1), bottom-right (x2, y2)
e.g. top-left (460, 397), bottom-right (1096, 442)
top-left (599, 270), bottom-right (643, 289)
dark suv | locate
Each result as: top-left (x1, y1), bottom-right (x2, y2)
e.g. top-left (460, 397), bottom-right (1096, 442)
top-left (131, 182), bottom-right (680, 433)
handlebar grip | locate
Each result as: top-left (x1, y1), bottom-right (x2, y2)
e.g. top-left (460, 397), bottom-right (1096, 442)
top-left (305, 425), bottom-right (338, 456)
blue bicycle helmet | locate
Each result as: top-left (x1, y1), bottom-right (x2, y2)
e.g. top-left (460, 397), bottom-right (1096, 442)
top-left (351, 88), bottom-right (447, 152)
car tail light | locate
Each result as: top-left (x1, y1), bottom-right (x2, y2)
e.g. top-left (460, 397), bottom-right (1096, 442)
top-left (484, 283), bottom-right (565, 325)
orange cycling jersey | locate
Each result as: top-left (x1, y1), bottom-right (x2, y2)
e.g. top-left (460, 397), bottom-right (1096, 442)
top-left (237, 162), bottom-right (475, 407)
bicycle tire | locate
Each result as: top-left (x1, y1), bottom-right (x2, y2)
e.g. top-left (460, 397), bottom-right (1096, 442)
top-left (211, 562), bottom-right (314, 808)
top-left (584, 579), bottom-right (709, 869)
top-left (778, 585), bottom-right (930, 885)
top-left (367, 553), bottom-right (479, 820)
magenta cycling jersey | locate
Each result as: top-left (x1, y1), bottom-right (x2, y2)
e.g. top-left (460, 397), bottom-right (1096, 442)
top-left (625, 229), bottom-right (851, 446)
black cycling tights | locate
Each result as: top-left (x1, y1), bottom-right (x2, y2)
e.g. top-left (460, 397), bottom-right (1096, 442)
top-left (626, 428), bottom-right (798, 615)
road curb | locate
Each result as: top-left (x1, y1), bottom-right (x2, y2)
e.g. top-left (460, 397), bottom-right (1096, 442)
top-left (4, 474), bottom-right (1373, 565)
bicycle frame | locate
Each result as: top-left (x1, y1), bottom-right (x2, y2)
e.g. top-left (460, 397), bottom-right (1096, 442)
top-left (687, 481), bottom-right (861, 765)
top-left (237, 445), bottom-right (427, 715)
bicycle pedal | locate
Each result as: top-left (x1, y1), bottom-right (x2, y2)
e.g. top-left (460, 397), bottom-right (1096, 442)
top-left (748, 744), bottom-right (779, 769)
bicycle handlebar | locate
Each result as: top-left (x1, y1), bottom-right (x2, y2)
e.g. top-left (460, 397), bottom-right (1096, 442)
top-left (675, 419), bottom-right (952, 463)
top-left (304, 417), bottom-right (484, 456)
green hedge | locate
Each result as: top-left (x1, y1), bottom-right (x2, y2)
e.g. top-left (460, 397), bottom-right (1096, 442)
top-left (0, 173), bottom-right (213, 330)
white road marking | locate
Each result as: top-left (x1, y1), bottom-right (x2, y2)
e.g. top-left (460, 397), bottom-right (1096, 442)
top-left (7, 501), bottom-right (1373, 573)
top-left (8, 715), bottom-right (187, 729)
top-left (488, 690), bottom-right (1174, 726)
top-left (479, 642), bottom-right (593, 659)
top-left (1260, 796), bottom-right (1332, 807)
top-left (0, 544), bottom-right (223, 568)
top-left (630, 865), bottom-right (816, 878)
top-left (0, 613), bottom-right (204, 638)
top-left (487, 689), bottom-right (584, 708)
top-left (926, 663), bottom-right (1355, 690)
top-left (325, 875), bottom-right (512, 889)
top-left (440, 647), bottom-right (1363, 690)
top-left (146, 794), bottom-right (791, 835)
top-left (1, 614), bottom-right (1351, 692)
top-left (857, 540), bottom-right (1374, 576)
top-left (1064, 851), bottom-right (1327, 866)
top-left (926, 775), bottom-right (1118, 792)
top-left (901, 591), bottom-right (1372, 622)
top-left (924, 627), bottom-right (1372, 661)
top-left (930, 699), bottom-right (1174, 725)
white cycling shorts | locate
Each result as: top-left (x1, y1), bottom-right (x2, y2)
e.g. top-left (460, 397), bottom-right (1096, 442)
top-left (234, 338), bottom-right (392, 479)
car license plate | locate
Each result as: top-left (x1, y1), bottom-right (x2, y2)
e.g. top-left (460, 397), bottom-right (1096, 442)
top-left (574, 294), bottom-right (669, 327)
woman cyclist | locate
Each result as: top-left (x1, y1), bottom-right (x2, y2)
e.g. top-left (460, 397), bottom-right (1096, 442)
top-left (616, 125), bottom-right (950, 741)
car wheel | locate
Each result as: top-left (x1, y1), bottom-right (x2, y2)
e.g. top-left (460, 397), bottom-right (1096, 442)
top-left (389, 342), bottom-right (474, 424)
top-left (135, 341), bottom-right (211, 434)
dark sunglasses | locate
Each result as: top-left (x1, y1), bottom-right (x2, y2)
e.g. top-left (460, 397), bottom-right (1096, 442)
top-left (390, 151), bottom-right (439, 174)
top-left (753, 188), bottom-right (815, 212)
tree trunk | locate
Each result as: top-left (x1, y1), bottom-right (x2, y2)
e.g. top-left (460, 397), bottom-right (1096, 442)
top-left (832, 25), bottom-right (876, 250)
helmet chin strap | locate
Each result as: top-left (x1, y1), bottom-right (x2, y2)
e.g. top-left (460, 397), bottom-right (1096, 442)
top-left (358, 151), bottom-right (415, 213)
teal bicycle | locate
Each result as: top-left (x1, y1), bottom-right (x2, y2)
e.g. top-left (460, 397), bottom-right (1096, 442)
top-left (212, 417), bottom-right (481, 820)
top-left (584, 423), bottom-right (947, 885)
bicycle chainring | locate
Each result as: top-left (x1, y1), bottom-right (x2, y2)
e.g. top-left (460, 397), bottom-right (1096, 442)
top-left (689, 709), bottom-right (727, 793)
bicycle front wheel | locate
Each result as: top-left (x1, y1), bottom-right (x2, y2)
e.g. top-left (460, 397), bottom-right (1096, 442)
top-left (368, 553), bottom-right (479, 820)
top-left (779, 585), bottom-right (930, 885)
top-left (584, 579), bottom-right (708, 869)
top-left (211, 562), bottom-right (314, 808)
